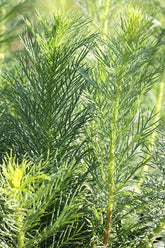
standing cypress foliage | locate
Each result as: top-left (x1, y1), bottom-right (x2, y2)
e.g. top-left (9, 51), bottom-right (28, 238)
top-left (0, 13), bottom-right (95, 162)
top-left (0, 3), bottom-right (164, 248)
top-left (80, 6), bottom-right (164, 247)
top-left (0, 152), bottom-right (93, 247)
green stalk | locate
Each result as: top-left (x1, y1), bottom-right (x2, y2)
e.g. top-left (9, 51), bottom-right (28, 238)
top-left (140, 79), bottom-right (165, 180)
top-left (18, 233), bottom-right (25, 248)
top-left (150, 79), bottom-right (165, 142)
top-left (137, 79), bottom-right (165, 244)
top-left (146, 79), bottom-right (165, 243)
top-left (16, 205), bottom-right (25, 247)
top-left (103, 67), bottom-right (123, 246)
top-left (103, 0), bottom-right (110, 35)
top-left (45, 76), bottom-right (53, 157)
top-left (0, 7), bottom-right (6, 72)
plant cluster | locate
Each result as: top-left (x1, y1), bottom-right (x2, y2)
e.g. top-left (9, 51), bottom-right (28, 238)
top-left (0, 0), bottom-right (164, 247)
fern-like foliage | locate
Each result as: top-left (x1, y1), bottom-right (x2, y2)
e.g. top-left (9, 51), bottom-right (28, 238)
top-left (0, 13), bottom-right (95, 162)
top-left (80, 6), bottom-right (164, 247)
top-left (0, 152), bottom-right (92, 247)
top-left (0, 3), bottom-right (164, 248)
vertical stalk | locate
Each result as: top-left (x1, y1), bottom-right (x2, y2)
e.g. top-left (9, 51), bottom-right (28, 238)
top-left (103, 67), bottom-right (123, 246)
top-left (16, 205), bottom-right (25, 247)
top-left (0, 7), bottom-right (6, 73)
top-left (150, 79), bottom-right (164, 142)
top-left (14, 196), bottom-right (25, 248)
top-left (103, 0), bottom-right (110, 35)
top-left (140, 79), bottom-right (165, 245)
top-left (141, 79), bottom-right (164, 178)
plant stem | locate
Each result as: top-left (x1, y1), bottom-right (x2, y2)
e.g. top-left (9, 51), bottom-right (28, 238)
top-left (103, 0), bottom-right (110, 35)
top-left (141, 79), bottom-right (165, 179)
top-left (0, 7), bottom-right (6, 73)
top-left (137, 79), bottom-right (165, 245)
top-left (150, 79), bottom-right (164, 142)
top-left (16, 208), bottom-right (25, 248)
top-left (103, 67), bottom-right (123, 246)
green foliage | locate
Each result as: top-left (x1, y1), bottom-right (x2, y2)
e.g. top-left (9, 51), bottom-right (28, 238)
top-left (0, 13), bottom-right (95, 161)
top-left (0, 1), bottom-right (164, 248)
top-left (79, 5), bottom-right (164, 247)
top-left (0, 152), bottom-right (92, 247)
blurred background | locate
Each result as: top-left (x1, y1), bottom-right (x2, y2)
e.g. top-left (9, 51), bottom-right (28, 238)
top-left (1, 0), bottom-right (165, 57)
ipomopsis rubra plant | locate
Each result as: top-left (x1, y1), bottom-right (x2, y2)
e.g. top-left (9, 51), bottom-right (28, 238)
top-left (0, 151), bottom-right (92, 248)
top-left (82, 6), bottom-right (163, 247)
top-left (0, 4), bottom-right (164, 248)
